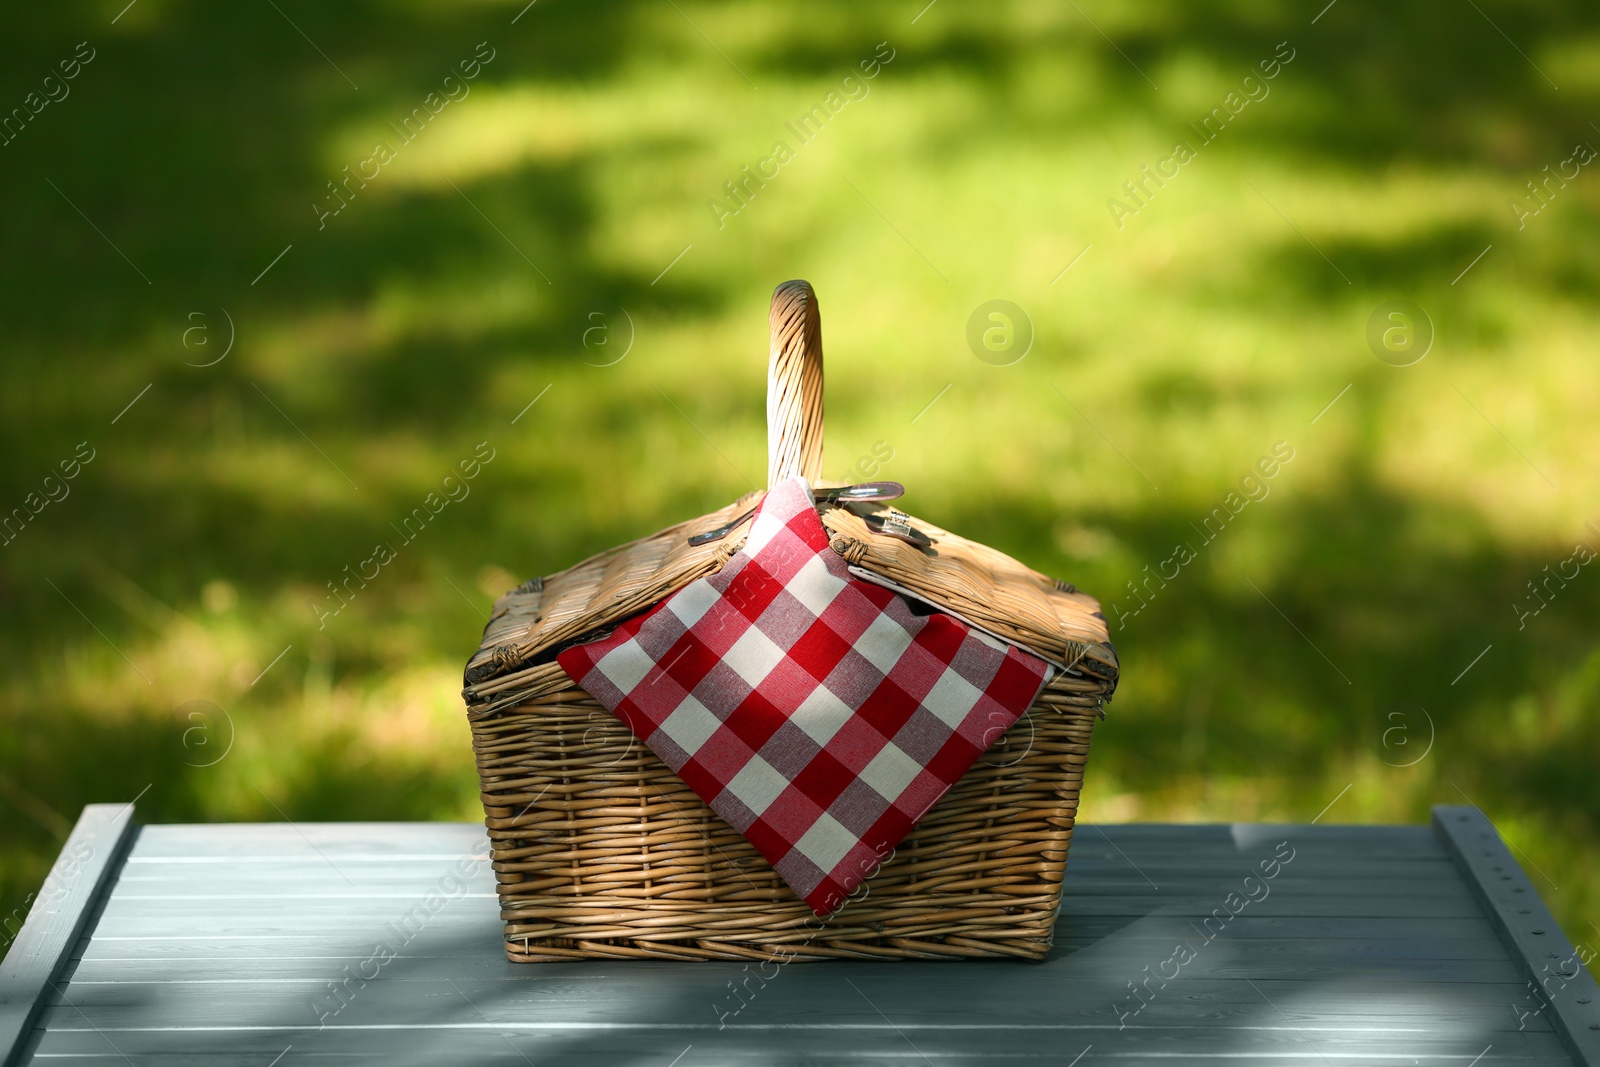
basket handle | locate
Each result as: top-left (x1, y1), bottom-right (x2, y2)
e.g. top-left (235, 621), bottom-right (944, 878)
top-left (767, 279), bottom-right (825, 488)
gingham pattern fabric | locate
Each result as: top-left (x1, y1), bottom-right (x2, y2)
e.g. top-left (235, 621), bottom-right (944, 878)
top-left (556, 477), bottom-right (1053, 915)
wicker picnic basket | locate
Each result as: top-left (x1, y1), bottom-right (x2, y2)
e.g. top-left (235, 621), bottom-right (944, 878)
top-left (462, 281), bottom-right (1118, 962)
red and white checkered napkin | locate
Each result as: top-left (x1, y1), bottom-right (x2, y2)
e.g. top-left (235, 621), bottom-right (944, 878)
top-left (556, 477), bottom-right (1053, 915)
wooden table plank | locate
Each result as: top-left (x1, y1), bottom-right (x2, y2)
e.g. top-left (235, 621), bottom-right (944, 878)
top-left (46, 1049), bottom-right (1572, 1067)
top-left (33, 973), bottom-right (1560, 1031)
top-left (50, 959), bottom-right (1542, 1011)
top-left (0, 805), bottom-right (137, 1067)
top-left (123, 822), bottom-right (493, 858)
top-left (24, 1018), bottom-right (1576, 1062)
top-left (66, 940), bottom-right (1534, 975)
top-left (61, 953), bottom-right (1532, 991)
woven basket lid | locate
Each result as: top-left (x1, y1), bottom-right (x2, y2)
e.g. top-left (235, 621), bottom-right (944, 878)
top-left (463, 281), bottom-right (1117, 705)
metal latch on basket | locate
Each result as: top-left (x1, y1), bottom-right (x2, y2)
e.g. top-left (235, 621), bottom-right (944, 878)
top-left (687, 481), bottom-right (905, 546)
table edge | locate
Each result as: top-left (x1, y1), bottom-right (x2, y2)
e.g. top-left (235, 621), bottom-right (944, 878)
top-left (0, 804), bottom-right (138, 1067)
top-left (1433, 803), bottom-right (1600, 1064)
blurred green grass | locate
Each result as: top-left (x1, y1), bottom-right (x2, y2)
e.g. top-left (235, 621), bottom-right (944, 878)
top-left (1, 0), bottom-right (1597, 967)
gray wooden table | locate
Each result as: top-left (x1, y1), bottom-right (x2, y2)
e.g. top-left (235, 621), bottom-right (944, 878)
top-left (2, 804), bottom-right (1596, 1065)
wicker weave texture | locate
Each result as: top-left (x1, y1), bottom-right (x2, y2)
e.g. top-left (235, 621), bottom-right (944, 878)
top-left (471, 661), bottom-right (1099, 962)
